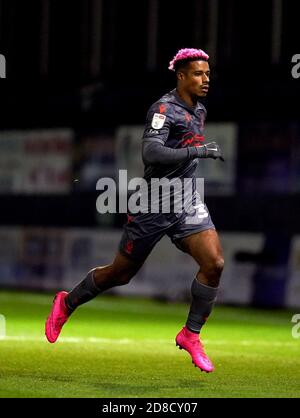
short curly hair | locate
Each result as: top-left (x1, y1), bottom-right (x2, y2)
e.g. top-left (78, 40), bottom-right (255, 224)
top-left (168, 48), bottom-right (209, 72)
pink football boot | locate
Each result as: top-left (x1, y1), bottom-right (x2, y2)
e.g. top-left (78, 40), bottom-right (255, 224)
top-left (175, 326), bottom-right (214, 373)
top-left (45, 291), bottom-right (70, 343)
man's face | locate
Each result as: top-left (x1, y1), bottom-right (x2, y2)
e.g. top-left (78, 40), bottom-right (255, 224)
top-left (178, 60), bottom-right (210, 97)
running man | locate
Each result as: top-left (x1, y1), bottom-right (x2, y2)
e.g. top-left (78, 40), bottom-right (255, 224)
top-left (45, 48), bottom-right (225, 373)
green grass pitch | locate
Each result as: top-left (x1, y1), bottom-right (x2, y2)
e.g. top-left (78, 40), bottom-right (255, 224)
top-left (0, 290), bottom-right (299, 398)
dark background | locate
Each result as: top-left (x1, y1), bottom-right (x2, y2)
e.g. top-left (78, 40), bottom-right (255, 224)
top-left (0, 0), bottom-right (299, 231)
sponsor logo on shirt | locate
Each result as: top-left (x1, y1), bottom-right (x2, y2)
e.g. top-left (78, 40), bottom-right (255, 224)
top-left (181, 132), bottom-right (204, 147)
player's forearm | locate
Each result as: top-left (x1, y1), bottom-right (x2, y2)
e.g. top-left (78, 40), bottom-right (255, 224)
top-left (142, 140), bottom-right (200, 165)
top-left (142, 140), bottom-right (224, 165)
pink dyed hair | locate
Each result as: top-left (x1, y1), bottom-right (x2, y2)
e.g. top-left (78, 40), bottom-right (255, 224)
top-left (168, 48), bottom-right (209, 71)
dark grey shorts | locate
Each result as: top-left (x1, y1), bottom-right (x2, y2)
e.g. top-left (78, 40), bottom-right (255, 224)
top-left (119, 204), bottom-right (215, 262)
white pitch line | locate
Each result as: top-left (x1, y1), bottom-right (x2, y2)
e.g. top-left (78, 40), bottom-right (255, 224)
top-left (0, 335), bottom-right (298, 348)
top-left (0, 335), bottom-right (135, 344)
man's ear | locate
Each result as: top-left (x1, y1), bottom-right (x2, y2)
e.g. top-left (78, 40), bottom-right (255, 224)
top-left (177, 71), bottom-right (184, 81)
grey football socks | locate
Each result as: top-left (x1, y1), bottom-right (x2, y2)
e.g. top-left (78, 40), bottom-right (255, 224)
top-left (186, 278), bottom-right (218, 334)
top-left (65, 269), bottom-right (102, 312)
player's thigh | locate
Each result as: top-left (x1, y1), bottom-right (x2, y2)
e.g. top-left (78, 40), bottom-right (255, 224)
top-left (179, 229), bottom-right (224, 267)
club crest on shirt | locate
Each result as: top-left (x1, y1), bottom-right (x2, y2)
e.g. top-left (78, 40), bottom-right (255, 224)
top-left (151, 113), bottom-right (166, 129)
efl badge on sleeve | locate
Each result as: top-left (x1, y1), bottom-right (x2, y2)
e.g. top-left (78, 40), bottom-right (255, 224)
top-left (151, 113), bottom-right (166, 129)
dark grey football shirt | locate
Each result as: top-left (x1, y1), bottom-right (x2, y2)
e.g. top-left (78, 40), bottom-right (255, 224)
top-left (138, 89), bottom-right (207, 215)
top-left (142, 88), bottom-right (207, 181)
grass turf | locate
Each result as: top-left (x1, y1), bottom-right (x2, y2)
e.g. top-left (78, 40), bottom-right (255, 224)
top-left (0, 290), bottom-right (299, 398)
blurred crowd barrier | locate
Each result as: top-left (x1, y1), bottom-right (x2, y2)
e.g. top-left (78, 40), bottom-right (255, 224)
top-left (1, 121), bottom-right (300, 196)
top-left (0, 226), bottom-right (299, 309)
top-left (0, 123), bottom-right (237, 196)
top-left (0, 129), bottom-right (73, 194)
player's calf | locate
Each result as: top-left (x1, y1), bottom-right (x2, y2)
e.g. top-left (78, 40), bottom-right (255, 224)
top-left (45, 252), bottom-right (144, 343)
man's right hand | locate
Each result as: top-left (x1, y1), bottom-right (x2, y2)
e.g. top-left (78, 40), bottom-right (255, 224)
top-left (197, 142), bottom-right (224, 161)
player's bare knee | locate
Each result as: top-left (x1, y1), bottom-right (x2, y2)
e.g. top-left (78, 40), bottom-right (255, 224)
top-left (215, 257), bottom-right (225, 275)
top-left (111, 264), bottom-right (138, 286)
top-left (203, 256), bottom-right (224, 279)
top-left (117, 272), bottom-right (133, 286)
top-left (93, 265), bottom-right (114, 281)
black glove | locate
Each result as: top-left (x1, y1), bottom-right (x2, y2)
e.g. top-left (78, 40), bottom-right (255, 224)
top-left (196, 142), bottom-right (224, 161)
